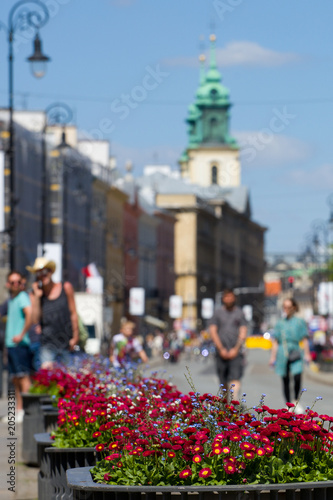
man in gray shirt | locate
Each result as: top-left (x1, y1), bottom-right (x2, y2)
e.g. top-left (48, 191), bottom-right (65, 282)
top-left (209, 289), bottom-right (247, 401)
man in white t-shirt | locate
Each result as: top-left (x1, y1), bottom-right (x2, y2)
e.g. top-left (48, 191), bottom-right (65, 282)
top-left (109, 321), bottom-right (148, 367)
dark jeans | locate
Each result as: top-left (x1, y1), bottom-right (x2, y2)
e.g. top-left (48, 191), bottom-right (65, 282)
top-left (29, 341), bottom-right (41, 373)
top-left (282, 360), bottom-right (301, 402)
top-left (216, 353), bottom-right (244, 391)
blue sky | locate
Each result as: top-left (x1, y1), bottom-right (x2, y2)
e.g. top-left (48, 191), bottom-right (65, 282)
top-left (0, 0), bottom-right (333, 255)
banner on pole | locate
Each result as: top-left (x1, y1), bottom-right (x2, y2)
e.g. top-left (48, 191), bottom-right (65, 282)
top-left (129, 287), bottom-right (145, 316)
top-left (169, 295), bottom-right (183, 318)
top-left (201, 298), bottom-right (214, 319)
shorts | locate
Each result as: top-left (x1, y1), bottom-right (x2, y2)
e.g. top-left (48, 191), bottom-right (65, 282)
top-left (216, 353), bottom-right (244, 387)
top-left (40, 346), bottom-right (70, 366)
top-left (7, 345), bottom-right (31, 378)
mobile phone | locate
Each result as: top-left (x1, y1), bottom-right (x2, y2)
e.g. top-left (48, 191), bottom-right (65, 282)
top-left (37, 280), bottom-right (43, 289)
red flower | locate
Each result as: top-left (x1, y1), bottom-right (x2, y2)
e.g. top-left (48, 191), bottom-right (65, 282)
top-left (279, 430), bottom-right (291, 438)
top-left (229, 433), bottom-right (241, 442)
top-left (224, 462), bottom-right (236, 474)
top-left (199, 467), bottom-right (212, 478)
top-left (240, 442), bottom-right (254, 451)
top-left (179, 469), bottom-right (192, 479)
top-left (300, 444), bottom-right (313, 451)
top-left (212, 447), bottom-right (222, 455)
top-left (243, 451), bottom-right (255, 459)
top-left (105, 453), bottom-right (120, 461)
top-left (109, 441), bottom-right (120, 450)
top-left (95, 444), bottom-right (105, 451)
top-left (104, 473), bottom-right (111, 481)
top-left (92, 431), bottom-right (101, 438)
top-left (193, 454), bottom-right (202, 463)
top-left (168, 451), bottom-right (176, 458)
top-left (172, 445), bottom-right (182, 451)
top-left (142, 450), bottom-right (154, 457)
top-left (256, 448), bottom-right (266, 456)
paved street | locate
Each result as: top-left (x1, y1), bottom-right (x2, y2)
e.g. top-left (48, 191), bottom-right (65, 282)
top-left (157, 348), bottom-right (333, 416)
top-left (0, 348), bottom-right (332, 499)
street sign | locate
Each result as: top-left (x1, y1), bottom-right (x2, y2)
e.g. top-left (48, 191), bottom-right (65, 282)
top-left (169, 295), bottom-right (182, 318)
top-left (129, 287), bottom-right (145, 316)
top-left (201, 298), bottom-right (214, 319)
top-left (242, 305), bottom-right (253, 322)
top-left (318, 282), bottom-right (333, 315)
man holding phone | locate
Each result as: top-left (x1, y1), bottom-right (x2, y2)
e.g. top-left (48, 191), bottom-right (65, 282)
top-left (27, 257), bottom-right (79, 368)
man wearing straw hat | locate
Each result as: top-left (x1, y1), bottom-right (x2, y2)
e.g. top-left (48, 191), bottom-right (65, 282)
top-left (27, 257), bottom-right (79, 368)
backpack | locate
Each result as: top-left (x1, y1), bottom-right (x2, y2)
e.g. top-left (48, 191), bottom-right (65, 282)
top-left (78, 315), bottom-right (89, 351)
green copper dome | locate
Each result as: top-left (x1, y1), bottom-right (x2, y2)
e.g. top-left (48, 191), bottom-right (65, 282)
top-left (183, 35), bottom-right (238, 149)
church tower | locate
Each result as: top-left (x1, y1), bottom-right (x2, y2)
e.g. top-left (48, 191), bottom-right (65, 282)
top-left (179, 35), bottom-right (241, 188)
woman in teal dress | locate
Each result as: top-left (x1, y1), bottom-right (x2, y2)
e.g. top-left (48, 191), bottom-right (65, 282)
top-left (269, 298), bottom-right (311, 404)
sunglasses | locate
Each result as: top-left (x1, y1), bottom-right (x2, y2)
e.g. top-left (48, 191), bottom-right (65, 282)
top-left (9, 280), bottom-right (21, 285)
top-left (36, 268), bottom-right (50, 277)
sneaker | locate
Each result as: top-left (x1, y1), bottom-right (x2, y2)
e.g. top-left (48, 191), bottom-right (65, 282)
top-left (293, 401), bottom-right (304, 415)
top-left (16, 409), bottom-right (24, 423)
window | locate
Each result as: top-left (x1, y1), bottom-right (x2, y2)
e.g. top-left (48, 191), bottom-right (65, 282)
top-left (211, 165), bottom-right (218, 185)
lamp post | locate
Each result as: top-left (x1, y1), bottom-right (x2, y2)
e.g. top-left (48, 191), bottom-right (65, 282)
top-left (311, 219), bottom-right (330, 278)
top-left (0, 0), bottom-right (50, 269)
top-left (51, 111), bottom-right (73, 282)
top-left (41, 103), bottom-right (73, 257)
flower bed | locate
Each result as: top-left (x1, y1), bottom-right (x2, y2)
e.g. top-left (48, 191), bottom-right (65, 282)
top-left (67, 466), bottom-right (333, 500)
top-left (34, 360), bottom-right (333, 487)
top-left (90, 392), bottom-right (333, 486)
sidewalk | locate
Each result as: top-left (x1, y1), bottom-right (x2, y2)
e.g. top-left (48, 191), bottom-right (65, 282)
top-left (304, 362), bottom-right (333, 386)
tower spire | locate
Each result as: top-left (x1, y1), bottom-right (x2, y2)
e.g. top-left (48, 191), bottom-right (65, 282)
top-left (209, 34), bottom-right (217, 70)
top-left (199, 54), bottom-right (206, 86)
top-left (206, 33), bottom-right (221, 83)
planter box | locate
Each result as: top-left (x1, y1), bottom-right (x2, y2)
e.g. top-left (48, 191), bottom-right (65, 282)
top-left (319, 360), bottom-right (333, 372)
top-left (67, 467), bottom-right (333, 500)
top-left (45, 446), bottom-right (97, 500)
top-left (22, 392), bottom-right (53, 414)
top-left (34, 433), bottom-right (54, 500)
top-left (22, 394), bottom-right (58, 465)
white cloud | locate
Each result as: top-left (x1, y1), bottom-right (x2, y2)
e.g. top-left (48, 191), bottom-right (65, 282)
top-left (164, 41), bottom-right (300, 68)
top-left (288, 164), bottom-right (333, 189)
top-left (235, 131), bottom-right (312, 167)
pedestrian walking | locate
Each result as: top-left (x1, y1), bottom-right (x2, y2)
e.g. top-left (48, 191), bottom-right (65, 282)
top-left (3, 271), bottom-right (32, 421)
top-left (28, 257), bottom-right (79, 368)
top-left (109, 320), bottom-right (148, 367)
top-left (269, 298), bottom-right (311, 410)
top-left (209, 289), bottom-right (247, 400)
top-left (20, 276), bottom-right (42, 373)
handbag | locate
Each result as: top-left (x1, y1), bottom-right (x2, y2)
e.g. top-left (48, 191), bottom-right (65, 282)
top-left (288, 349), bottom-right (301, 362)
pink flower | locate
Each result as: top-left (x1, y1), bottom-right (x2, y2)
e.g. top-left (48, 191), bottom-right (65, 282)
top-left (179, 469), bottom-right (192, 479)
top-left (199, 467), bottom-right (212, 478)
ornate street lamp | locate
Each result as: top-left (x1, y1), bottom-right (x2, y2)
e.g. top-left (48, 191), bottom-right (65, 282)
top-left (47, 105), bottom-right (73, 280)
top-left (0, 1), bottom-right (50, 269)
top-left (41, 103), bottom-right (73, 255)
